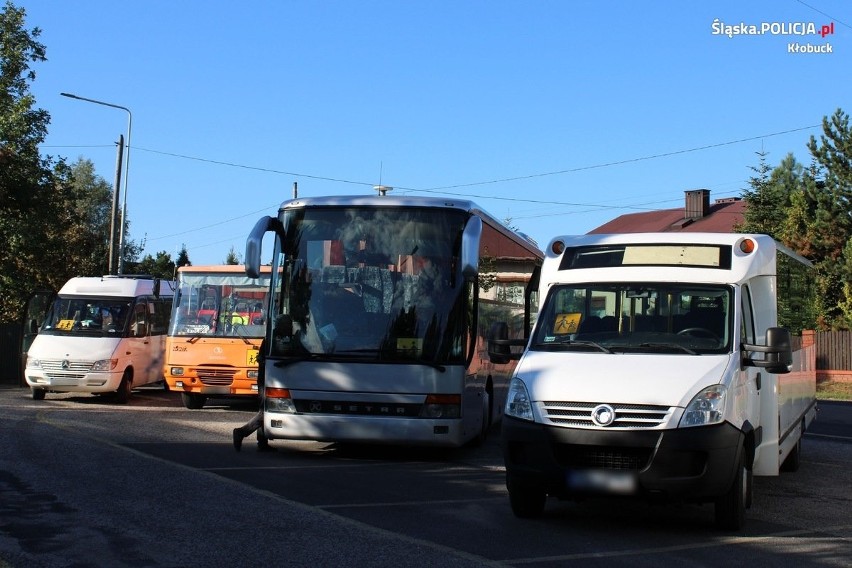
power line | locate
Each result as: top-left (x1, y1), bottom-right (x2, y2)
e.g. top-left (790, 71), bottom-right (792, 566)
top-left (130, 123), bottom-right (819, 209)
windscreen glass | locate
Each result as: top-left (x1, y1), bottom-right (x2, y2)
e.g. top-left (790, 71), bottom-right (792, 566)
top-left (531, 283), bottom-right (732, 355)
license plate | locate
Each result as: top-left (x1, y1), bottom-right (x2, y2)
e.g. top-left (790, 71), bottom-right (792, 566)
top-left (566, 469), bottom-right (638, 495)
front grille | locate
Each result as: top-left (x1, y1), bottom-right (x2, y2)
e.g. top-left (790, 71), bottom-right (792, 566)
top-left (543, 401), bottom-right (672, 429)
top-left (39, 360), bottom-right (94, 373)
top-left (195, 368), bottom-right (236, 387)
top-left (554, 444), bottom-right (652, 471)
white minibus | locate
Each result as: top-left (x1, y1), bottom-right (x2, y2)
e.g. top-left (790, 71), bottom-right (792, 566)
top-left (25, 275), bottom-right (174, 403)
top-left (488, 233), bottom-right (817, 530)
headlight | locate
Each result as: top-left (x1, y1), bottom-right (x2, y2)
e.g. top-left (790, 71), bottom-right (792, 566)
top-left (26, 358), bottom-right (42, 369)
top-left (265, 387), bottom-right (296, 413)
top-left (505, 378), bottom-right (534, 422)
top-left (680, 384), bottom-right (727, 427)
top-left (91, 359), bottom-right (119, 372)
top-left (170, 367), bottom-right (185, 376)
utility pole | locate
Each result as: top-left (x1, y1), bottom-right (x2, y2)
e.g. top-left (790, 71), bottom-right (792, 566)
top-left (109, 135), bottom-right (124, 275)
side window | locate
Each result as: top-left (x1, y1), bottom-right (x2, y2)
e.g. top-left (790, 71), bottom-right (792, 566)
top-left (149, 298), bottom-right (171, 336)
top-left (132, 300), bottom-right (149, 337)
top-left (740, 284), bottom-right (755, 345)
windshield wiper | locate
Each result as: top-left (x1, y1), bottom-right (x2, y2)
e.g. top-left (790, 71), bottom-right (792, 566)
top-left (637, 342), bottom-right (697, 355)
top-left (537, 339), bottom-right (614, 354)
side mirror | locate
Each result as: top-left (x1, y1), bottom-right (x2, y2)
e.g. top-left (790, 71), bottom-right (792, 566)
top-left (765, 327), bottom-right (793, 372)
top-left (460, 216), bottom-right (482, 282)
top-left (487, 321), bottom-right (526, 364)
top-left (246, 216), bottom-right (283, 279)
top-left (742, 326), bottom-right (793, 374)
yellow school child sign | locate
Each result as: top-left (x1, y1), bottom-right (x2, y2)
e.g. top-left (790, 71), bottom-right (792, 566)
top-left (554, 313), bottom-right (582, 335)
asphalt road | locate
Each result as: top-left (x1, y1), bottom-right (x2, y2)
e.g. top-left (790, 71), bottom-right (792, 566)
top-left (1, 386), bottom-right (850, 567)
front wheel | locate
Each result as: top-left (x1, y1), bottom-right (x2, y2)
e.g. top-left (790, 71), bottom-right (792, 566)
top-left (715, 451), bottom-right (747, 530)
top-left (508, 481), bottom-right (547, 519)
top-left (114, 371), bottom-right (132, 404)
top-left (181, 392), bottom-right (207, 410)
top-left (32, 388), bottom-right (46, 401)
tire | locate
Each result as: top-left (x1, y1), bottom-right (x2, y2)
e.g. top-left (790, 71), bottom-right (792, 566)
top-left (114, 371), bottom-right (132, 404)
top-left (32, 388), bottom-right (46, 401)
top-left (466, 390), bottom-right (492, 448)
top-left (508, 481), bottom-right (547, 519)
top-left (181, 392), bottom-right (207, 410)
top-left (780, 419), bottom-right (804, 473)
top-left (715, 450), bottom-right (747, 530)
top-left (781, 436), bottom-right (802, 472)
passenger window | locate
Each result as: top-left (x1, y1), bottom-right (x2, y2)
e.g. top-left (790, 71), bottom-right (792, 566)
top-left (132, 301), bottom-right (149, 337)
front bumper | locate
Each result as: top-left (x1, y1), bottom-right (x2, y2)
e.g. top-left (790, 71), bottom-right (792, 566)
top-left (501, 417), bottom-right (743, 502)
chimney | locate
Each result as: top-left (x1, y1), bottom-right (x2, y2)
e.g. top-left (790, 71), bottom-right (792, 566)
top-left (685, 189), bottom-right (710, 220)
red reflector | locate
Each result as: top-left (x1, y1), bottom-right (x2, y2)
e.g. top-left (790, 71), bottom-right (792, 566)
top-left (551, 240), bottom-right (565, 255)
top-left (265, 387), bottom-right (291, 399)
top-left (739, 239), bottom-right (755, 254)
top-left (425, 394), bottom-right (460, 405)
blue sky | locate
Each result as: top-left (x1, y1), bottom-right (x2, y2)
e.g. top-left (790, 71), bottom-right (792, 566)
top-left (20, 0), bottom-right (851, 265)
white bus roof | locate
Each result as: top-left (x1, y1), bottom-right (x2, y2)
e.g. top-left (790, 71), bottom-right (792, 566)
top-left (276, 194), bottom-right (541, 252)
top-left (541, 233), bottom-right (811, 287)
top-left (58, 276), bottom-right (174, 297)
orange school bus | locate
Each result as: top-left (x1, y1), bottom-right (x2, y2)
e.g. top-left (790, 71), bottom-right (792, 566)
top-left (164, 265), bottom-right (271, 409)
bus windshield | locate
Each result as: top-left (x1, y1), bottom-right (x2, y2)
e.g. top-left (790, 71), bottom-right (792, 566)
top-left (170, 272), bottom-right (270, 338)
top-left (532, 283), bottom-right (732, 355)
top-left (40, 296), bottom-right (134, 337)
top-left (270, 206), bottom-right (469, 363)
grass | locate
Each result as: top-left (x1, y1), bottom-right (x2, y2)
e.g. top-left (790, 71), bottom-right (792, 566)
top-left (816, 380), bottom-right (852, 401)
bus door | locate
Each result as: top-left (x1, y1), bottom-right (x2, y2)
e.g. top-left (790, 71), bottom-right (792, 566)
top-left (20, 289), bottom-right (56, 386)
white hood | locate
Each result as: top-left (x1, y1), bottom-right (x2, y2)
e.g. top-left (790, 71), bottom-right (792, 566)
top-left (28, 335), bottom-right (122, 363)
top-left (515, 350), bottom-right (735, 408)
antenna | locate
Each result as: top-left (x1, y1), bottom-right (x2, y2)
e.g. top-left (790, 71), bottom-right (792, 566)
top-left (373, 185), bottom-right (393, 196)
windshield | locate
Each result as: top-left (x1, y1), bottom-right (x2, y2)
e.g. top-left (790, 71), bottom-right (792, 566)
top-left (269, 206), bottom-right (469, 363)
top-left (170, 273), bottom-right (270, 338)
top-left (531, 283), bottom-right (732, 355)
top-left (41, 296), bottom-right (133, 337)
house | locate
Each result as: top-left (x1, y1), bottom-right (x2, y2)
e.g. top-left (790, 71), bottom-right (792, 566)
top-left (589, 189), bottom-right (746, 234)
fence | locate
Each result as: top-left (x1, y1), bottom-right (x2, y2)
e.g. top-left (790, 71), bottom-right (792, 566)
top-left (813, 330), bottom-right (852, 382)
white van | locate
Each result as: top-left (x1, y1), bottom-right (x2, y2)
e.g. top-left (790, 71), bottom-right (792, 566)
top-left (24, 276), bottom-right (174, 403)
top-left (488, 233), bottom-right (817, 530)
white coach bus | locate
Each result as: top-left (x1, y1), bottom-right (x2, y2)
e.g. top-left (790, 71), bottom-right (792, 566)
top-left (488, 232), bottom-right (817, 529)
top-left (244, 194), bottom-right (543, 447)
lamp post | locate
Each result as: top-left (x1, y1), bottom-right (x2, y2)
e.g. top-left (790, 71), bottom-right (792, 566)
top-left (60, 93), bottom-right (132, 274)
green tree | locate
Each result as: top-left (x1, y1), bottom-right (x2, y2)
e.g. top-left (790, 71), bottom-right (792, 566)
top-left (64, 158), bottom-right (113, 275)
top-left (135, 251), bottom-right (176, 280)
top-left (175, 244), bottom-right (191, 268)
top-left (737, 151), bottom-right (803, 238)
top-left (0, 1), bottom-right (64, 321)
top-left (804, 109), bottom-right (852, 329)
top-left (224, 246), bottom-right (240, 265)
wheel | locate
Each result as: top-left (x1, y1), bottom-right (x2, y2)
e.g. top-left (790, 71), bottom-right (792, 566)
top-left (781, 434), bottom-right (802, 472)
top-left (467, 390), bottom-right (492, 448)
top-left (715, 450), bottom-right (747, 530)
top-left (508, 481), bottom-right (547, 519)
top-left (32, 388), bottom-right (46, 401)
top-left (181, 392), bottom-right (207, 409)
top-left (114, 371), bottom-right (132, 404)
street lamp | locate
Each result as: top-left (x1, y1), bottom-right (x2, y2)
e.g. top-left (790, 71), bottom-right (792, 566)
top-left (60, 92), bottom-right (132, 274)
